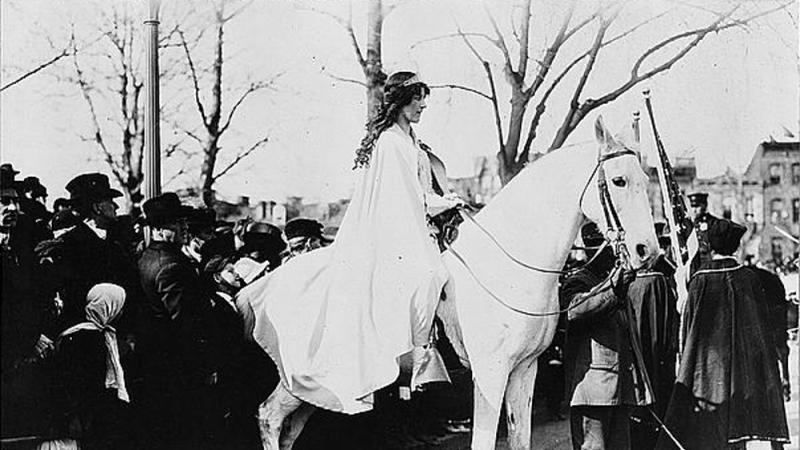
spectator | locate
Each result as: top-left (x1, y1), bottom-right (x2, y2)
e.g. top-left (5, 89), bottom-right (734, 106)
top-left (282, 217), bottom-right (333, 262)
top-left (239, 221), bottom-right (286, 271)
top-left (1, 163), bottom-right (52, 442)
top-left (36, 173), bottom-right (141, 338)
top-left (183, 207), bottom-right (217, 270)
top-left (47, 284), bottom-right (134, 450)
top-left (50, 209), bottom-right (81, 238)
top-left (138, 192), bottom-right (224, 449)
top-left (53, 197), bottom-right (72, 213)
top-left (656, 219), bottom-right (789, 449)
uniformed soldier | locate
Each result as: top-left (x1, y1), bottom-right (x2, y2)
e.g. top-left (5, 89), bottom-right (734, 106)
top-left (686, 192), bottom-right (719, 276)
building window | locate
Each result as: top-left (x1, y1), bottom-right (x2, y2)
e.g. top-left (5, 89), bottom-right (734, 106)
top-left (793, 163), bottom-right (800, 185)
top-left (793, 198), bottom-right (800, 223)
top-left (745, 196), bottom-right (754, 216)
top-left (768, 163), bottom-right (782, 185)
top-left (770, 198), bottom-right (784, 223)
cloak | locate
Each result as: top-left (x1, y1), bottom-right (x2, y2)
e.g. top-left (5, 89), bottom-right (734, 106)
top-left (237, 125), bottom-right (450, 414)
top-left (656, 258), bottom-right (789, 449)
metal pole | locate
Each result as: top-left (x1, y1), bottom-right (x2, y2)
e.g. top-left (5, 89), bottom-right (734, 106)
top-left (143, 0), bottom-right (161, 201)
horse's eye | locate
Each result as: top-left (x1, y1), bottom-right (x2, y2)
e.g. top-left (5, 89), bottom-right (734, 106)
top-left (612, 176), bottom-right (627, 188)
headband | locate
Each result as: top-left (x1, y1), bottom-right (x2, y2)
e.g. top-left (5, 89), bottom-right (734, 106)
top-left (401, 74), bottom-right (424, 87)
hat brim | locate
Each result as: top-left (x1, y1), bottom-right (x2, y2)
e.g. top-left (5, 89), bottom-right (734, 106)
top-left (144, 206), bottom-right (195, 226)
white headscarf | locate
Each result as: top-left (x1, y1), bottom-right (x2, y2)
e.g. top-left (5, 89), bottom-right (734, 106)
top-left (59, 283), bottom-right (129, 402)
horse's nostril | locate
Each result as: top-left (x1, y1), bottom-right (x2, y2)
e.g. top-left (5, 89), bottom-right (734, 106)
top-left (636, 244), bottom-right (649, 259)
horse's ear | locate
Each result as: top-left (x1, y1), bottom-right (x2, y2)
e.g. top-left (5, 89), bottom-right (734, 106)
top-left (594, 115), bottom-right (610, 145)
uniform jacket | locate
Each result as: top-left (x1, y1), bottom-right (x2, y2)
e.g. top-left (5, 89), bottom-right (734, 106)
top-left (560, 259), bottom-right (651, 407)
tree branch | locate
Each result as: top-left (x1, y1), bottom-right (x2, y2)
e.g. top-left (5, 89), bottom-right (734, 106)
top-left (71, 43), bottom-right (125, 185)
top-left (212, 134), bottom-right (270, 182)
top-left (219, 76), bottom-right (280, 134)
top-left (455, 24), bottom-right (504, 150)
top-left (483, 4), bottom-right (516, 83)
top-left (321, 68), bottom-right (367, 87)
top-left (429, 83), bottom-right (492, 100)
top-left (523, 0), bottom-right (579, 98)
top-left (178, 29), bottom-right (209, 127)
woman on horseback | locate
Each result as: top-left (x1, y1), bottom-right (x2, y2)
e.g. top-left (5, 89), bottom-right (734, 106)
top-left (240, 71), bottom-right (462, 415)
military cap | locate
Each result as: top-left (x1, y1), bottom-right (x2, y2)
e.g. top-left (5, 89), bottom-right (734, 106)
top-left (687, 192), bottom-right (709, 207)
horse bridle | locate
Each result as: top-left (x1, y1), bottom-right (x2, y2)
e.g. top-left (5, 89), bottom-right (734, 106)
top-left (446, 148), bottom-right (639, 317)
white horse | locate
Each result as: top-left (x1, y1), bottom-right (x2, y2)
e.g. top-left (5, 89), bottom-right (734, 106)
top-left (248, 116), bottom-right (658, 450)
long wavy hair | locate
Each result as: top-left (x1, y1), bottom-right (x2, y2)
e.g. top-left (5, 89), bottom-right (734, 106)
top-left (353, 72), bottom-right (430, 169)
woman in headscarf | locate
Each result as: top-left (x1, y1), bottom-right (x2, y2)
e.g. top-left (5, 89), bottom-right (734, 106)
top-left (241, 71), bottom-right (463, 414)
top-left (47, 283), bottom-right (133, 450)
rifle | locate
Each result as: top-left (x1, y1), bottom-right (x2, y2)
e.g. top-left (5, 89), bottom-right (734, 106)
top-left (643, 90), bottom-right (692, 266)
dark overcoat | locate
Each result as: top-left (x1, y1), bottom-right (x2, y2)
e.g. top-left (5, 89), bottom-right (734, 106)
top-left (656, 258), bottom-right (789, 449)
top-left (36, 222), bottom-right (141, 336)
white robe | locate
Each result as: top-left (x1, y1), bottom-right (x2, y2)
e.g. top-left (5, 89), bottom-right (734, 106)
top-left (238, 124), bottom-right (450, 413)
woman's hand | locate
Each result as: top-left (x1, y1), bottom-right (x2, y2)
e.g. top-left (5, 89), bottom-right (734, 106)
top-left (444, 192), bottom-right (466, 209)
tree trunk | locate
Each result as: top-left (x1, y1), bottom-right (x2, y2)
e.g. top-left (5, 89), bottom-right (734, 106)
top-left (201, 137), bottom-right (220, 207)
top-left (499, 89), bottom-right (530, 184)
top-left (365, 0), bottom-right (386, 120)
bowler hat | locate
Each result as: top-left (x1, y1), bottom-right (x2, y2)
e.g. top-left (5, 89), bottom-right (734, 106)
top-left (142, 192), bottom-right (194, 227)
top-left (241, 222), bottom-right (287, 255)
top-left (687, 192), bottom-right (708, 207)
top-left (0, 163), bottom-right (19, 177)
top-left (0, 163), bottom-right (19, 196)
top-left (22, 176), bottom-right (47, 197)
top-left (284, 218), bottom-right (333, 244)
top-left (66, 173), bottom-right (122, 202)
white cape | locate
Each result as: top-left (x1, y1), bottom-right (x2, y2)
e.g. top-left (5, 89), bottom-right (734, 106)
top-left (238, 126), bottom-right (449, 414)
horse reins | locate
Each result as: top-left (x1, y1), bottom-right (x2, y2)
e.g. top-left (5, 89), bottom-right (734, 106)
top-left (445, 148), bottom-right (638, 317)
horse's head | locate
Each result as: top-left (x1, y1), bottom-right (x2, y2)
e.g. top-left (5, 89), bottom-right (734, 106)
top-left (580, 116), bottom-right (658, 269)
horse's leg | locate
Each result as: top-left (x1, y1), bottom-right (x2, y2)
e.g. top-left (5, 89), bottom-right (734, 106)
top-left (257, 383), bottom-right (303, 450)
top-left (504, 356), bottom-right (539, 450)
top-left (471, 377), bottom-right (508, 450)
top-left (278, 403), bottom-right (316, 450)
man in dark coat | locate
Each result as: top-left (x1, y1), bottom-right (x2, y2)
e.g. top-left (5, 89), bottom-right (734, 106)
top-left (138, 192), bottom-right (224, 449)
top-left (0, 164), bottom-right (53, 439)
top-left (628, 252), bottom-right (679, 450)
top-left (36, 173), bottom-right (140, 337)
top-left (656, 219), bottom-right (789, 449)
top-left (560, 223), bottom-right (650, 450)
top-left (687, 192), bottom-right (720, 277)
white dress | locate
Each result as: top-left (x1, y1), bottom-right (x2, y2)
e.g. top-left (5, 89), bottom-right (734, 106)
top-left (237, 124), bottom-right (451, 413)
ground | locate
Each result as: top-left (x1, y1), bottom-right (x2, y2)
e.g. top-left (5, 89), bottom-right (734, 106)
top-left (294, 341), bottom-right (799, 449)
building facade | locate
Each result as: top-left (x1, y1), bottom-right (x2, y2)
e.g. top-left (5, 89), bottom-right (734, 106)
top-left (645, 141), bottom-right (799, 267)
top-left (742, 141), bottom-right (800, 266)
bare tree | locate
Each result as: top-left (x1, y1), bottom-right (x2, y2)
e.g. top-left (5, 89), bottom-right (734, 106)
top-left (52, 4), bottom-right (185, 212)
top-left (177, 0), bottom-right (280, 207)
top-left (309, 0), bottom-right (406, 120)
top-left (422, 0), bottom-right (793, 184)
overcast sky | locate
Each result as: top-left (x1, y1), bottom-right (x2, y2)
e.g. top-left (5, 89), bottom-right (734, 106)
top-left (1, 0), bottom-right (797, 205)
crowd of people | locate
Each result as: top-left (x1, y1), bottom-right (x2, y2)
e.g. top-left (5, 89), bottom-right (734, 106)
top-left (1, 70), bottom-right (796, 450)
top-left (1, 163), bottom-right (336, 450)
